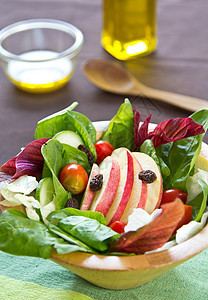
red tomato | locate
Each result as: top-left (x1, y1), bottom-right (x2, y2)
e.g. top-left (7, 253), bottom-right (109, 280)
top-left (94, 141), bottom-right (114, 165)
top-left (110, 221), bottom-right (127, 234)
top-left (60, 163), bottom-right (88, 194)
top-left (161, 189), bottom-right (187, 205)
top-left (173, 205), bottom-right (192, 235)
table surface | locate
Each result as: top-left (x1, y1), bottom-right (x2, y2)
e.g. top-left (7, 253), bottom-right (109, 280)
top-left (0, 0), bottom-right (208, 299)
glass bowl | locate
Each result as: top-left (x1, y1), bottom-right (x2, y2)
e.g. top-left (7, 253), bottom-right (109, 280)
top-left (0, 19), bottom-right (84, 93)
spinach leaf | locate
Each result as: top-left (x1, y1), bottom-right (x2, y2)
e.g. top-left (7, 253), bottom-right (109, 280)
top-left (47, 207), bottom-right (107, 226)
top-left (164, 135), bottom-right (203, 191)
top-left (41, 139), bottom-right (91, 209)
top-left (35, 102), bottom-right (78, 139)
top-left (49, 224), bottom-right (94, 253)
top-left (101, 99), bottom-right (134, 150)
top-left (41, 140), bottom-right (69, 210)
top-left (155, 109), bottom-right (208, 191)
top-left (0, 209), bottom-right (83, 258)
top-left (140, 139), bottom-right (170, 181)
top-left (189, 179), bottom-right (208, 221)
top-left (35, 102), bottom-right (97, 160)
top-left (66, 110), bottom-right (97, 160)
top-left (58, 215), bottom-right (119, 252)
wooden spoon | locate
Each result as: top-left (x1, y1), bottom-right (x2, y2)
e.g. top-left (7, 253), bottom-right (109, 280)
top-left (83, 59), bottom-right (208, 112)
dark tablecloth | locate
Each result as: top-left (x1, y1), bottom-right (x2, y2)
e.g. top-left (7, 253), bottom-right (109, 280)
top-left (0, 0), bottom-right (208, 165)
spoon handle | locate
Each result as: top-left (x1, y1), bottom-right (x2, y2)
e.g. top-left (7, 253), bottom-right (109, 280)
top-left (132, 84), bottom-right (208, 112)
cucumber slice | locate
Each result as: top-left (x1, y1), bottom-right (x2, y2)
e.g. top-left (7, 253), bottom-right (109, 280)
top-left (36, 177), bottom-right (55, 207)
top-left (53, 130), bottom-right (84, 148)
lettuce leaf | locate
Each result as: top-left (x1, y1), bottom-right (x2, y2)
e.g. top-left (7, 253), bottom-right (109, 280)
top-left (101, 99), bottom-right (134, 150)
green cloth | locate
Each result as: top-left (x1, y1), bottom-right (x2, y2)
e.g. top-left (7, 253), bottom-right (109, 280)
top-left (0, 250), bottom-right (207, 300)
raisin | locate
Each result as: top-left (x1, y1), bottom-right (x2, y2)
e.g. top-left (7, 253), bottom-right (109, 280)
top-left (90, 174), bottom-right (103, 191)
top-left (65, 198), bottom-right (79, 209)
top-left (138, 170), bottom-right (157, 183)
top-left (78, 145), bottom-right (94, 166)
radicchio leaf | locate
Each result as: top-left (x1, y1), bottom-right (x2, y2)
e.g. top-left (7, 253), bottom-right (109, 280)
top-left (0, 138), bottom-right (49, 180)
top-left (133, 107), bottom-right (205, 149)
top-left (148, 117), bottom-right (205, 148)
top-left (110, 199), bottom-right (185, 254)
top-left (133, 109), bottom-right (152, 150)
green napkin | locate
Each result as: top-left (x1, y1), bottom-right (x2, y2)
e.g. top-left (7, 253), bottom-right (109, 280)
top-left (0, 250), bottom-right (208, 300)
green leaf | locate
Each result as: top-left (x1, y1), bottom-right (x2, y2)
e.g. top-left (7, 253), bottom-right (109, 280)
top-left (0, 209), bottom-right (79, 258)
top-left (35, 102), bottom-right (97, 161)
top-left (140, 139), bottom-right (170, 181)
top-left (66, 111), bottom-right (97, 160)
top-left (189, 179), bottom-right (208, 222)
top-left (41, 139), bottom-right (91, 210)
top-left (35, 102), bottom-right (78, 139)
top-left (58, 215), bottom-right (119, 252)
top-left (101, 99), bottom-right (134, 150)
top-left (49, 224), bottom-right (94, 253)
top-left (47, 207), bottom-right (107, 226)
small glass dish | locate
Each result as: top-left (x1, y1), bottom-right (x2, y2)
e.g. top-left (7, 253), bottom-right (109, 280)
top-left (0, 19), bottom-right (84, 93)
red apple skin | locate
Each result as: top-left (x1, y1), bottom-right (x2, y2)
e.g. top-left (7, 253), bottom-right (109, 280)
top-left (94, 141), bottom-right (114, 165)
top-left (60, 163), bottom-right (88, 194)
top-left (105, 148), bottom-right (134, 226)
top-left (132, 152), bottom-right (163, 214)
top-left (120, 152), bottom-right (147, 223)
top-left (94, 159), bottom-right (120, 216)
top-left (89, 156), bottom-right (120, 217)
top-left (80, 164), bottom-right (100, 211)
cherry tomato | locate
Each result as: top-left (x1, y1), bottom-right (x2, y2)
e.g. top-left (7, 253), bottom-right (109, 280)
top-left (161, 189), bottom-right (187, 205)
top-left (173, 204), bottom-right (192, 235)
top-left (94, 140), bottom-right (114, 165)
top-left (110, 221), bottom-right (127, 234)
top-left (60, 163), bottom-right (88, 194)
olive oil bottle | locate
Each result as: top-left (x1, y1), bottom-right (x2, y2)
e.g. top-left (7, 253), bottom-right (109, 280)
top-left (101, 0), bottom-right (157, 60)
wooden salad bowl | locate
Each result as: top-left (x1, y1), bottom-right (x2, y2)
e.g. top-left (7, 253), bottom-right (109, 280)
top-left (1, 121), bottom-right (208, 289)
top-left (50, 121), bottom-right (208, 289)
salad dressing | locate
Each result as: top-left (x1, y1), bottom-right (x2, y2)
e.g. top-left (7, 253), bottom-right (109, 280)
top-left (6, 50), bottom-right (73, 93)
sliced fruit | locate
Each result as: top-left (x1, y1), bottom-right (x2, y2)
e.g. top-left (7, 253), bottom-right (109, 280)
top-left (105, 148), bottom-right (134, 225)
top-left (120, 152), bottom-right (147, 223)
top-left (53, 130), bottom-right (84, 148)
top-left (90, 156), bottom-right (120, 217)
top-left (132, 152), bottom-right (163, 214)
top-left (80, 163), bottom-right (100, 211)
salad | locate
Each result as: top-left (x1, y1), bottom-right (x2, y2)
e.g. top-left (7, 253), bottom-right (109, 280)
top-left (0, 99), bottom-right (208, 259)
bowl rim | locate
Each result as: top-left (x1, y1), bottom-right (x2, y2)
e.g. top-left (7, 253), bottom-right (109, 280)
top-left (0, 19), bottom-right (84, 62)
top-left (51, 120), bottom-right (208, 271)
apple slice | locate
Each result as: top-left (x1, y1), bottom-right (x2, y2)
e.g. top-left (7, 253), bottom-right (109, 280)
top-left (105, 148), bottom-right (134, 226)
top-left (90, 156), bottom-right (120, 217)
top-left (132, 152), bottom-right (163, 214)
top-left (80, 163), bottom-right (100, 211)
top-left (120, 153), bottom-right (147, 223)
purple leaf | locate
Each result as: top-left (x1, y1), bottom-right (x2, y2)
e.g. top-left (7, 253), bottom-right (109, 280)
top-left (0, 138), bottom-right (49, 180)
top-left (148, 117), bottom-right (205, 148)
top-left (110, 199), bottom-right (185, 254)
